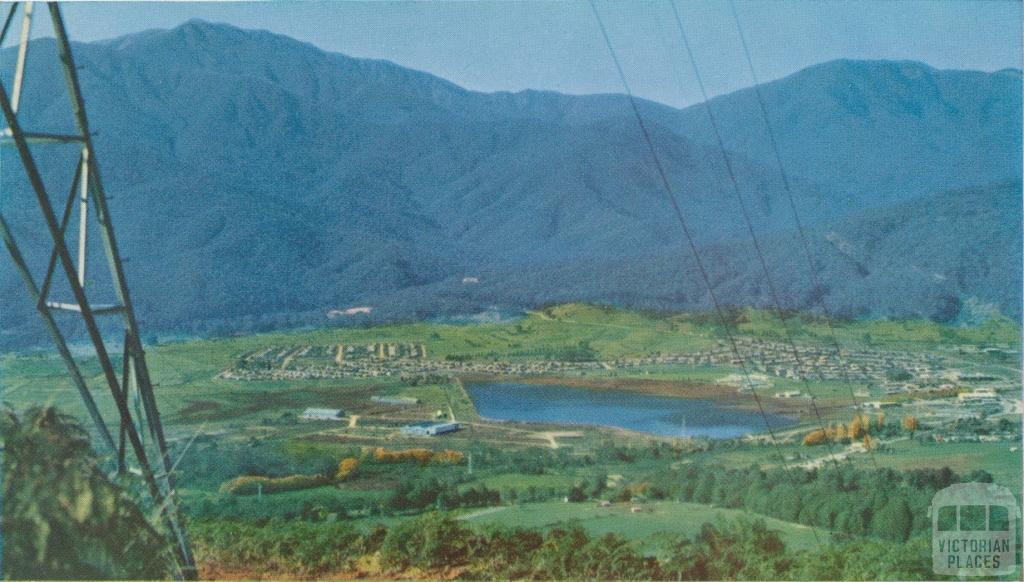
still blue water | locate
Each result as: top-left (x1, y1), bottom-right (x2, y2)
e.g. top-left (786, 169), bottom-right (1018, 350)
top-left (465, 382), bottom-right (795, 439)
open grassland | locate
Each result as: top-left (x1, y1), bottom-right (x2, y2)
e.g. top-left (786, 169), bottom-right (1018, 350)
top-left (456, 500), bottom-right (823, 552)
top-left (459, 472), bottom-right (578, 493)
top-left (868, 440), bottom-right (1022, 496)
top-left (1, 304), bottom-right (1020, 525)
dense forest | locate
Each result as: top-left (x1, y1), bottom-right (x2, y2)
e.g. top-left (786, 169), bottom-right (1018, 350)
top-left (190, 514), bottom-right (944, 580)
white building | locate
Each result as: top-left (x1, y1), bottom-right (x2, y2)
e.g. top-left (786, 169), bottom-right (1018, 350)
top-left (958, 388), bottom-right (1001, 406)
top-left (861, 401), bottom-right (899, 410)
top-left (300, 408), bottom-right (345, 421)
top-left (400, 421), bottom-right (460, 436)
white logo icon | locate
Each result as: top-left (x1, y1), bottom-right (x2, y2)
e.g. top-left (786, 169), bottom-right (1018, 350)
top-left (931, 483), bottom-right (1019, 577)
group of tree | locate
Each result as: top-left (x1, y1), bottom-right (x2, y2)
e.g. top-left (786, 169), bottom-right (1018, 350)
top-left (642, 462), bottom-right (991, 542)
top-left (191, 513), bottom-right (942, 580)
top-left (802, 412), bottom-right (918, 446)
top-left (373, 447), bottom-right (465, 465)
top-left (217, 445), bottom-right (468, 496)
top-left (383, 477), bottom-right (501, 513)
top-left (220, 473), bottom-right (330, 495)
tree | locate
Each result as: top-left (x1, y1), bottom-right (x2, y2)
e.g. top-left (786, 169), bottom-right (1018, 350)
top-left (849, 416), bottom-right (865, 439)
top-left (963, 469), bottom-right (994, 483)
top-left (567, 485), bottom-right (587, 503)
top-left (1, 406), bottom-right (174, 579)
top-left (664, 519), bottom-right (791, 580)
top-left (590, 473), bottom-right (608, 498)
top-left (379, 513), bottom-right (471, 571)
top-left (803, 429), bottom-right (828, 446)
top-left (901, 415), bottom-right (919, 432)
top-left (773, 483), bottom-right (803, 522)
top-left (530, 526), bottom-right (589, 579)
top-left (693, 473), bottom-right (716, 504)
top-left (871, 497), bottom-right (913, 541)
top-left (863, 435), bottom-right (876, 451)
top-left (335, 457), bottom-right (360, 481)
top-left (580, 533), bottom-right (657, 580)
top-left (836, 423), bottom-right (849, 440)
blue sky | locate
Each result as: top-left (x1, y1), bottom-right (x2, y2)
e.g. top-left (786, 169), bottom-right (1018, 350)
top-left (34, 1), bottom-right (1024, 107)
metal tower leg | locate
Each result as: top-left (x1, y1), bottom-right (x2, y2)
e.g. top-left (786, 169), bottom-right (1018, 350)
top-left (0, 2), bottom-right (196, 578)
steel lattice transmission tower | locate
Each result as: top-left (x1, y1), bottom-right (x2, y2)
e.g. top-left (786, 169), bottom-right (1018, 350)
top-left (0, 2), bottom-right (196, 577)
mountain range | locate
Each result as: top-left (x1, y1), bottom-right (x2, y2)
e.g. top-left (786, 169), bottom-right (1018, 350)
top-left (0, 20), bottom-right (1020, 346)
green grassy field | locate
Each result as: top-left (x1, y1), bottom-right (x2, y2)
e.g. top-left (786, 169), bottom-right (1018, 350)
top-left (460, 472), bottom-right (578, 493)
top-left (869, 440), bottom-right (1022, 496)
top-left (1, 302), bottom-right (1020, 556)
top-left (455, 500), bottom-right (823, 553)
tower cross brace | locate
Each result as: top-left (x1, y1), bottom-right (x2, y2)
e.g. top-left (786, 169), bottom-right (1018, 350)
top-left (0, 2), bottom-right (196, 578)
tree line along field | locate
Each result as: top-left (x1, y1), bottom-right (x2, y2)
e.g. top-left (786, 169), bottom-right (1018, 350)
top-left (0, 303), bottom-right (1020, 579)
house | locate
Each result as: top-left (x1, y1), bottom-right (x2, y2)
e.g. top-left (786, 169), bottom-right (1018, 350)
top-left (400, 421), bottom-right (461, 436)
top-left (371, 396), bottom-right (420, 405)
top-left (958, 388), bottom-right (998, 401)
top-left (861, 401), bottom-right (898, 410)
top-left (327, 306), bottom-right (372, 318)
top-left (300, 408), bottom-right (345, 421)
top-left (957, 388), bottom-right (1001, 409)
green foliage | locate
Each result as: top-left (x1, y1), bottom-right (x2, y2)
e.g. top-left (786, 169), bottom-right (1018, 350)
top-left (654, 463), bottom-right (967, 541)
top-left (789, 535), bottom-right (935, 581)
top-left (1, 407), bottom-right (174, 579)
top-left (660, 519), bottom-right (791, 580)
top-left (186, 487), bottom-right (377, 522)
top-left (567, 485), bottom-right (587, 503)
top-left (380, 513), bottom-right (471, 571)
top-left (220, 473), bottom-right (329, 495)
top-left (190, 519), bottom-right (378, 576)
top-left (193, 513), bottom-right (946, 580)
top-left (870, 498), bottom-right (913, 542)
top-left (384, 476), bottom-right (500, 512)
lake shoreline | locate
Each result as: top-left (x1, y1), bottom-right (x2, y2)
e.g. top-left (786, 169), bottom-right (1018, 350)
top-left (462, 379), bottom-right (798, 439)
top-left (456, 372), bottom-right (803, 416)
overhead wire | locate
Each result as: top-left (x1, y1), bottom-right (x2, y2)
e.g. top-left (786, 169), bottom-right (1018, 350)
top-left (727, 0), bottom-right (880, 469)
top-left (665, 0), bottom-right (843, 470)
top-left (587, 0), bottom-right (830, 549)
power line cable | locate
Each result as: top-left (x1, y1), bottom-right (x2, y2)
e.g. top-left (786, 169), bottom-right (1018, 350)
top-left (666, 0), bottom-right (843, 470)
top-left (587, 0), bottom-right (828, 548)
top-left (726, 0), bottom-right (880, 469)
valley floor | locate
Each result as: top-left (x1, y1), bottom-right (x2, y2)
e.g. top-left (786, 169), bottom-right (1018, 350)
top-left (1, 304), bottom-right (1021, 579)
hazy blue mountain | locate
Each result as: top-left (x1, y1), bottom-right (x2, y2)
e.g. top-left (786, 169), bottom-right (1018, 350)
top-left (0, 21), bottom-right (1019, 346)
top-left (380, 181), bottom-right (1019, 323)
top-left (670, 59), bottom-right (1022, 209)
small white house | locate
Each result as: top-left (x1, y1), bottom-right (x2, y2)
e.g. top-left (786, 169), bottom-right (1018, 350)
top-left (327, 306), bottom-right (373, 318)
top-left (400, 421), bottom-right (460, 436)
top-left (861, 401), bottom-right (898, 410)
top-left (300, 408), bottom-right (345, 421)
